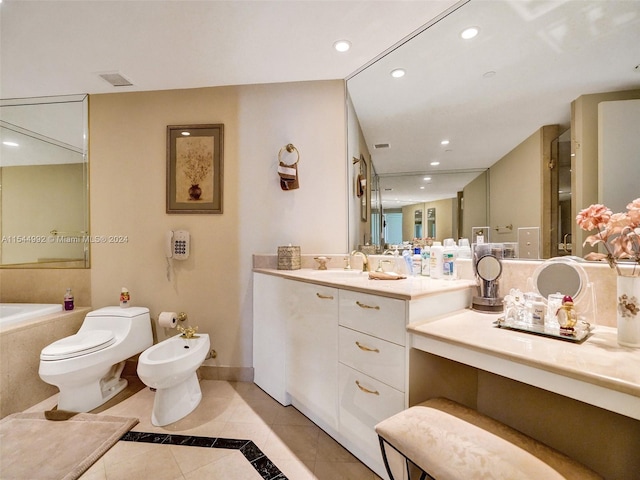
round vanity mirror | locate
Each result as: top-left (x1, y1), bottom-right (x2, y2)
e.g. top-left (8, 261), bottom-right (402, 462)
top-left (476, 255), bottom-right (502, 281)
top-left (532, 259), bottom-right (587, 302)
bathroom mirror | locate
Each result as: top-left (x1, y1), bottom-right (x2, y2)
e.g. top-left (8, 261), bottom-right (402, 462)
top-left (347, 0), bottom-right (640, 255)
top-left (0, 95), bottom-right (90, 268)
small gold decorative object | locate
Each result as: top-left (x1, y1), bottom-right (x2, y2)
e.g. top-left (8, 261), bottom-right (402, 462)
top-left (556, 295), bottom-right (578, 335)
top-left (177, 325), bottom-right (199, 339)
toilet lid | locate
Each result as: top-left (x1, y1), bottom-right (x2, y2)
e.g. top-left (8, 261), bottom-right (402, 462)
top-left (40, 330), bottom-right (116, 360)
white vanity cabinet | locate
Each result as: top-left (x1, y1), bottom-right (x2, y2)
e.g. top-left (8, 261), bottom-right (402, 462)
top-left (253, 273), bottom-right (292, 406)
top-left (286, 281), bottom-right (339, 433)
top-left (337, 290), bottom-right (407, 475)
top-left (253, 270), bottom-right (472, 479)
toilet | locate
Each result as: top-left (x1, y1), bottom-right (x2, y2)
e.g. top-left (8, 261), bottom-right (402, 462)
top-left (137, 333), bottom-right (210, 426)
top-left (39, 306), bottom-right (153, 412)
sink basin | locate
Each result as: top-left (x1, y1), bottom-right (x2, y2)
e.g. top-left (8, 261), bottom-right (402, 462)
top-left (307, 269), bottom-right (367, 279)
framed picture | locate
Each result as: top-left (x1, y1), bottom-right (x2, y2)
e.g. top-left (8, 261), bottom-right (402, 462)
top-left (167, 124), bottom-right (224, 214)
top-left (357, 155), bottom-right (368, 222)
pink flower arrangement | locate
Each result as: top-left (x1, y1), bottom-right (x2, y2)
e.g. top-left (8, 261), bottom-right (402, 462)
top-left (576, 198), bottom-right (640, 275)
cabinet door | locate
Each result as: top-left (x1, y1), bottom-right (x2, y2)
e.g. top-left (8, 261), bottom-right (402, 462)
top-left (287, 281), bottom-right (339, 432)
top-left (253, 273), bottom-right (291, 405)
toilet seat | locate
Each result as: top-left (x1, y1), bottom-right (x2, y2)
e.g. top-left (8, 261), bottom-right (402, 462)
top-left (40, 330), bottom-right (116, 360)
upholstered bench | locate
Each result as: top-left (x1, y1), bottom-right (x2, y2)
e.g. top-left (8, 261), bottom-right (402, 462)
top-left (375, 397), bottom-right (603, 480)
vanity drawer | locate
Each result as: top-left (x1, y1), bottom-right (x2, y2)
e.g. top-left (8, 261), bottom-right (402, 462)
top-left (339, 290), bottom-right (406, 345)
top-left (339, 326), bottom-right (405, 392)
top-left (338, 363), bottom-right (405, 468)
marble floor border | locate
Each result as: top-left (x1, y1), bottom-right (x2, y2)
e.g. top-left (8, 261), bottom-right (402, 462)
top-left (121, 431), bottom-right (288, 480)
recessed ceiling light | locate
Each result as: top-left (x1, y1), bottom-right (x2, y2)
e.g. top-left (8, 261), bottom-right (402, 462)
top-left (460, 26), bottom-right (480, 40)
top-left (420, 186), bottom-right (425, 190)
top-left (440, 140), bottom-right (450, 145)
top-left (2, 141), bottom-right (19, 147)
top-left (333, 40), bottom-right (351, 52)
top-left (181, 131), bottom-right (191, 136)
top-left (423, 176), bottom-right (431, 181)
top-left (430, 161), bottom-right (440, 166)
top-left (390, 68), bottom-right (406, 78)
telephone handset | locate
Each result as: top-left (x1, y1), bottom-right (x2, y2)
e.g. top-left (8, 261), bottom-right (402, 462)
top-left (166, 230), bottom-right (190, 260)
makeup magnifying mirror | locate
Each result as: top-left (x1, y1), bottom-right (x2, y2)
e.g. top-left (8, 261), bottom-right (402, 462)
top-left (472, 254), bottom-right (504, 313)
top-left (528, 258), bottom-right (596, 323)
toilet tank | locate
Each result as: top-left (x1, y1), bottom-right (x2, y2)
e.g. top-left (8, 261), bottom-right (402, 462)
top-left (79, 306), bottom-right (152, 345)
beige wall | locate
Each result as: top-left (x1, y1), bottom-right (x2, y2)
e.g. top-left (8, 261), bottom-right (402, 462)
top-left (402, 198), bottom-right (454, 243)
top-left (489, 128), bottom-right (543, 244)
top-left (1, 163), bottom-right (86, 264)
top-left (347, 93), bottom-right (372, 250)
top-left (462, 170), bottom-right (488, 241)
top-left (89, 80), bottom-right (347, 369)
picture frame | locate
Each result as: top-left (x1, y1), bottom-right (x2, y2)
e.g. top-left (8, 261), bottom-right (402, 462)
top-left (358, 155), bottom-right (368, 222)
top-left (166, 124), bottom-right (224, 214)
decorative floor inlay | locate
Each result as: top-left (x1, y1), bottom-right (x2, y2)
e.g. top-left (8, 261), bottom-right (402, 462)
top-left (121, 431), bottom-right (288, 479)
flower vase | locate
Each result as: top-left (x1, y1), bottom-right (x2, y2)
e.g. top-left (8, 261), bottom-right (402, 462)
top-left (616, 273), bottom-right (640, 347)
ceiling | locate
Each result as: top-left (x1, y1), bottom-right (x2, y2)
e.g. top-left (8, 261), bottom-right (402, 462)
top-left (0, 0), bottom-right (458, 98)
top-left (2, 0), bottom-right (639, 206)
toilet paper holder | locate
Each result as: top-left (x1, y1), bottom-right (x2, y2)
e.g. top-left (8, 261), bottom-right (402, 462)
top-left (177, 312), bottom-right (187, 322)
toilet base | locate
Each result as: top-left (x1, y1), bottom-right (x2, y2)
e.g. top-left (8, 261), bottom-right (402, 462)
top-left (150, 372), bottom-right (202, 426)
top-left (57, 377), bottom-right (128, 412)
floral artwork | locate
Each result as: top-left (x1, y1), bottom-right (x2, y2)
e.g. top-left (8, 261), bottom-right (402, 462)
top-left (576, 198), bottom-right (640, 275)
top-left (176, 136), bottom-right (214, 202)
top-left (167, 124), bottom-right (223, 214)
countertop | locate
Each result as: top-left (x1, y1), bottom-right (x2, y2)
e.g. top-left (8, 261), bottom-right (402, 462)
top-left (408, 309), bottom-right (640, 420)
top-left (253, 268), bottom-right (476, 300)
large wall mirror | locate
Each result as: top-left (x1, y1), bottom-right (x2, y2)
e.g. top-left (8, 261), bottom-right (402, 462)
top-left (347, 0), bottom-right (640, 259)
top-left (0, 95), bottom-right (89, 268)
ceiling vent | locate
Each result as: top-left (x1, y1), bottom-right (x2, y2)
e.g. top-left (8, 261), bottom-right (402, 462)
top-left (98, 72), bottom-right (133, 87)
top-left (374, 143), bottom-right (390, 149)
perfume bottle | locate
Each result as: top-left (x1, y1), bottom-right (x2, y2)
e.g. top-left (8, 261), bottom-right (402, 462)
top-left (64, 288), bottom-right (74, 311)
top-left (556, 295), bottom-right (577, 333)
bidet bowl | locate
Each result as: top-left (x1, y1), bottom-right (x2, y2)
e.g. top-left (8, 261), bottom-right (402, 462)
top-left (137, 333), bottom-right (210, 390)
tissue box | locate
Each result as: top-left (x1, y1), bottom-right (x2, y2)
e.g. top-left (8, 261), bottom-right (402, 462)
top-left (277, 246), bottom-right (301, 270)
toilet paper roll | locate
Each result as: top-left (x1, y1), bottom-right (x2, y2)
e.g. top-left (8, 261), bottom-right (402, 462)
top-left (158, 311), bottom-right (177, 328)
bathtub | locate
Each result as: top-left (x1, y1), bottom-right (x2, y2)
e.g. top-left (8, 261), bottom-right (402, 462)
top-left (0, 303), bottom-right (63, 329)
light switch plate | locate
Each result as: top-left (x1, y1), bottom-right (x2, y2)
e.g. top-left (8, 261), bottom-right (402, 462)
top-left (518, 227), bottom-right (540, 259)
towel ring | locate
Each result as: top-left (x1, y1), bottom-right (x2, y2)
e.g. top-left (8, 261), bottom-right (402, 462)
top-left (278, 143), bottom-right (300, 167)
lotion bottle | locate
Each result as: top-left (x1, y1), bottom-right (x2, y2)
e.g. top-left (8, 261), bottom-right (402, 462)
top-left (429, 242), bottom-right (443, 279)
top-left (421, 245), bottom-right (431, 276)
top-left (443, 238), bottom-right (457, 280)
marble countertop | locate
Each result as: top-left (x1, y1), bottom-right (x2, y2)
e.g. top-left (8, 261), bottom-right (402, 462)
top-left (253, 268), bottom-right (475, 300)
top-left (408, 309), bottom-right (640, 417)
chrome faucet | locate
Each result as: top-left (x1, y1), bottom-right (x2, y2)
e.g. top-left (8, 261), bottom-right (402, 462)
top-left (350, 250), bottom-right (370, 272)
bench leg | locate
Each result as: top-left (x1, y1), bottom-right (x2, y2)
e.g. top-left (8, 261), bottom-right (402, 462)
top-left (378, 436), bottom-right (433, 480)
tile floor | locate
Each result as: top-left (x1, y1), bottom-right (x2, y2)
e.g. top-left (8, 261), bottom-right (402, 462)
top-left (26, 377), bottom-right (382, 480)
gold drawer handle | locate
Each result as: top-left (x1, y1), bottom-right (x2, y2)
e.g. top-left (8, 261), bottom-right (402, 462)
top-left (356, 301), bottom-right (380, 310)
top-left (316, 293), bottom-right (334, 300)
top-left (355, 380), bottom-right (380, 395)
top-left (355, 341), bottom-right (379, 353)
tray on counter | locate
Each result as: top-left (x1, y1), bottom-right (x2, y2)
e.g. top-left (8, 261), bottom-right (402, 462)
top-left (494, 317), bottom-right (592, 343)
